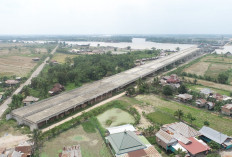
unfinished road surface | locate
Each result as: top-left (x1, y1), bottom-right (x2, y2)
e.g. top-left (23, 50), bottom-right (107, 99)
top-left (10, 46), bottom-right (201, 130)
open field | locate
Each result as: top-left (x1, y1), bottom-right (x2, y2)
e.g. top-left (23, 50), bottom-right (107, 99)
top-left (52, 53), bottom-right (78, 63)
top-left (147, 110), bottom-right (178, 125)
top-left (183, 55), bottom-right (232, 82)
top-left (184, 61), bottom-right (210, 76)
top-left (187, 84), bottom-right (231, 96)
top-left (0, 56), bottom-right (37, 76)
top-left (0, 43), bottom-right (49, 56)
top-left (135, 95), bottom-right (232, 135)
top-left (185, 77), bottom-right (232, 92)
top-left (41, 122), bottom-right (111, 157)
top-left (97, 108), bottom-right (135, 128)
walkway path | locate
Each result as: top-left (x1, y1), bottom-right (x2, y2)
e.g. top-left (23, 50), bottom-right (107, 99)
top-left (42, 92), bottom-right (126, 132)
top-left (0, 45), bottom-right (58, 117)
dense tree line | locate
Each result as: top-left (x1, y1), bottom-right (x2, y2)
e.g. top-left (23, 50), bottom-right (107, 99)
top-left (30, 50), bottom-right (160, 99)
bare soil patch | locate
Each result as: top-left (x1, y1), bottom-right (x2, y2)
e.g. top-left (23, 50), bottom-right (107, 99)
top-left (184, 62), bottom-right (210, 76)
top-left (0, 134), bottom-right (29, 149)
top-left (0, 56), bottom-right (37, 76)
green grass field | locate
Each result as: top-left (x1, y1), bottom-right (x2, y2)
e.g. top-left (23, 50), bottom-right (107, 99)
top-left (41, 121), bottom-right (111, 157)
top-left (186, 84), bottom-right (231, 96)
top-left (183, 55), bottom-right (232, 84)
top-left (135, 95), bottom-right (232, 135)
top-left (147, 110), bottom-right (178, 125)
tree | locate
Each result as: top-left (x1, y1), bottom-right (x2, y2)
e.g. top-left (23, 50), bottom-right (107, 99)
top-left (193, 79), bottom-right (197, 85)
top-left (204, 121), bottom-right (210, 126)
top-left (187, 113), bottom-right (196, 124)
top-left (144, 125), bottom-right (155, 136)
top-left (153, 77), bottom-right (159, 85)
top-left (174, 109), bottom-right (184, 120)
top-left (29, 129), bottom-right (44, 157)
top-left (178, 84), bottom-right (187, 94)
top-left (176, 47), bottom-right (180, 51)
top-left (218, 73), bottom-right (229, 84)
top-left (9, 94), bottom-right (23, 109)
top-left (208, 141), bottom-right (221, 150)
top-left (175, 148), bottom-right (186, 157)
top-left (22, 86), bottom-right (30, 97)
top-left (126, 87), bottom-right (135, 96)
top-left (162, 85), bottom-right (173, 96)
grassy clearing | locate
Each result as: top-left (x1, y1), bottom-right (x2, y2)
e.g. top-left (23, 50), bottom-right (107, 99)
top-left (183, 55), bottom-right (232, 82)
top-left (0, 55), bottom-right (37, 77)
top-left (135, 95), bottom-right (232, 135)
top-left (41, 122), bottom-right (111, 157)
top-left (97, 108), bottom-right (135, 128)
top-left (185, 77), bottom-right (232, 92)
top-left (147, 110), bottom-right (178, 125)
top-left (186, 83), bottom-right (231, 95)
top-left (184, 61), bottom-right (210, 76)
top-left (81, 121), bottom-right (96, 133)
top-left (52, 53), bottom-right (78, 63)
top-left (0, 119), bottom-right (30, 137)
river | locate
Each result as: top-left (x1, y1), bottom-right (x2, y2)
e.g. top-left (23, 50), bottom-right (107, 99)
top-left (64, 38), bottom-right (195, 51)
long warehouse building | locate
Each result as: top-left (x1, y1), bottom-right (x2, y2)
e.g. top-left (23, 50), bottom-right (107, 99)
top-left (9, 46), bottom-right (201, 130)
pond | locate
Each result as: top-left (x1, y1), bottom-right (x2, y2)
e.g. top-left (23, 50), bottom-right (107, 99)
top-left (97, 108), bottom-right (135, 128)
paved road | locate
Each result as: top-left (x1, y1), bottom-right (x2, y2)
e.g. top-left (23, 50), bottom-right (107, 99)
top-left (0, 45), bottom-right (58, 117)
top-left (42, 92), bottom-right (126, 132)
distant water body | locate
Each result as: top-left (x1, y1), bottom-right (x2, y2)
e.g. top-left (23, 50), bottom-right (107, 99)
top-left (215, 45), bottom-right (232, 54)
top-left (64, 38), bottom-right (195, 51)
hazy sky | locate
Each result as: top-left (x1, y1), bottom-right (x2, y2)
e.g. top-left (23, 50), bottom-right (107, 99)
top-left (0, 0), bottom-right (231, 35)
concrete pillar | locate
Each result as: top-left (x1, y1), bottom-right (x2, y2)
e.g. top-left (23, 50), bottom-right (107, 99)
top-left (30, 124), bottom-right (38, 131)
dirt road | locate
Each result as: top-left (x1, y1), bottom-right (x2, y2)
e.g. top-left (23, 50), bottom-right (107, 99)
top-left (42, 92), bottom-right (126, 132)
top-left (0, 45), bottom-right (58, 117)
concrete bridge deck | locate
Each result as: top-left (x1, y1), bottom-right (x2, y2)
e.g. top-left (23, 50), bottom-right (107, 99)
top-left (10, 46), bottom-right (200, 130)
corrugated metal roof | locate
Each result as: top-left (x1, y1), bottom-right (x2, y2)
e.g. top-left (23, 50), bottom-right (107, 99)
top-left (155, 129), bottom-right (177, 144)
top-left (199, 126), bottom-right (228, 144)
top-left (168, 122), bottom-right (200, 138)
top-left (179, 137), bottom-right (210, 155)
top-left (107, 124), bottom-right (135, 134)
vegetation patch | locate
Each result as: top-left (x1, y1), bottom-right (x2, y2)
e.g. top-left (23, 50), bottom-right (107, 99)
top-left (41, 125), bottom-right (111, 157)
top-left (135, 95), bottom-right (232, 135)
top-left (81, 121), bottom-right (96, 133)
top-left (147, 110), bottom-right (178, 125)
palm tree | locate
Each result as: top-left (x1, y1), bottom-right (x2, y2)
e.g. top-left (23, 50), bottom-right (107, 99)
top-left (174, 109), bottom-right (184, 120)
top-left (187, 113), bottom-right (196, 125)
top-left (28, 129), bottom-right (43, 156)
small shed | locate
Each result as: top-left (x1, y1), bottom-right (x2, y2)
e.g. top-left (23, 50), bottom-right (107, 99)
top-left (5, 80), bottom-right (19, 86)
top-left (196, 99), bottom-right (207, 108)
top-left (221, 104), bottom-right (232, 116)
top-left (177, 94), bottom-right (193, 102)
top-left (23, 96), bottom-right (39, 106)
top-left (49, 83), bottom-right (65, 96)
top-left (200, 88), bottom-right (214, 96)
top-left (206, 102), bottom-right (215, 110)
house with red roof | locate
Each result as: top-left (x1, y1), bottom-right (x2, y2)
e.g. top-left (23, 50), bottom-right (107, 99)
top-left (156, 122), bottom-right (210, 156)
top-left (178, 137), bottom-right (210, 156)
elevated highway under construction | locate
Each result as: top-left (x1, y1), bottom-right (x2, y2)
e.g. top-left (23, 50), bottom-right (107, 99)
top-left (9, 46), bottom-right (202, 130)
